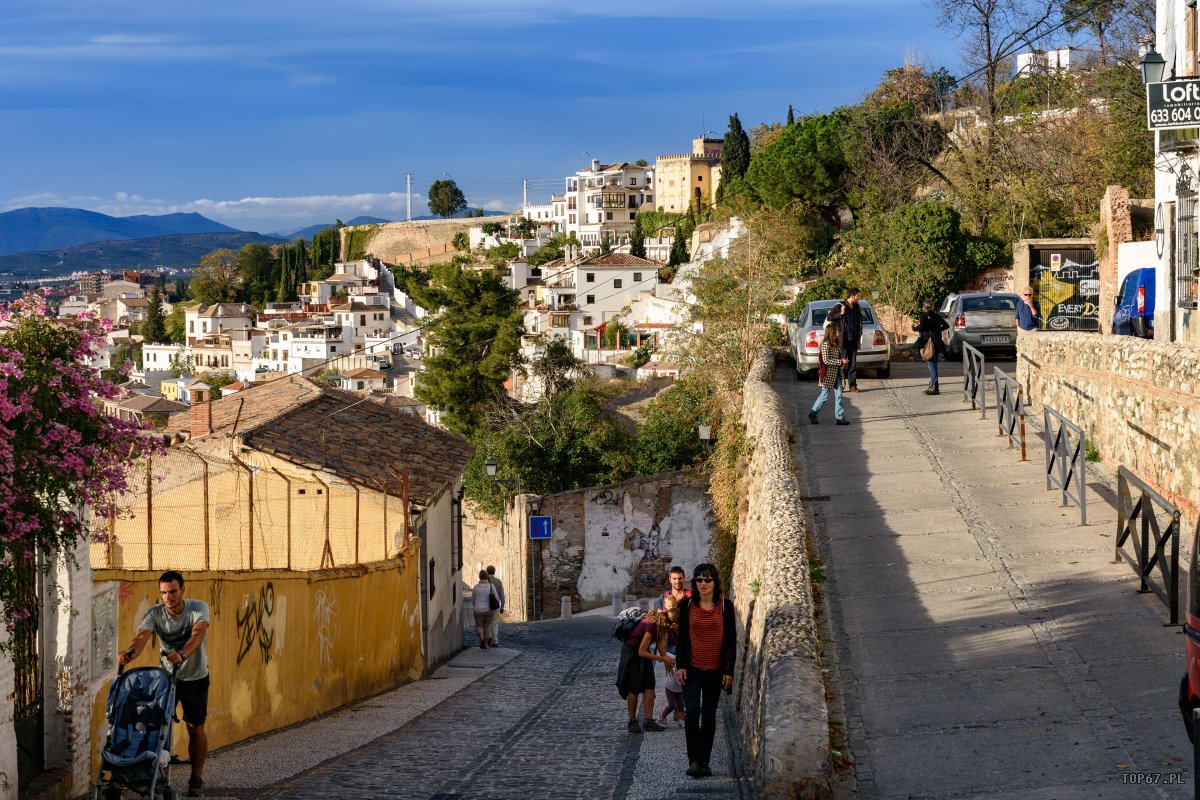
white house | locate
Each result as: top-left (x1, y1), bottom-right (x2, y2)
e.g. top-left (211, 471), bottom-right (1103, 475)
top-left (539, 159), bottom-right (654, 253)
top-left (186, 303), bottom-right (254, 346)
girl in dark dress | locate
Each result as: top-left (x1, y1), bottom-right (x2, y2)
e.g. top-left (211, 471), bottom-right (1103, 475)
top-left (913, 299), bottom-right (950, 395)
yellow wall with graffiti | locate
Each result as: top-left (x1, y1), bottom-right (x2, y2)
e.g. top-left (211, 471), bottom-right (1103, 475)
top-left (89, 548), bottom-right (424, 774)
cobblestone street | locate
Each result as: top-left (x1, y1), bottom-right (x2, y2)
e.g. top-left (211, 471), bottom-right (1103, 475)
top-left (195, 611), bottom-right (747, 800)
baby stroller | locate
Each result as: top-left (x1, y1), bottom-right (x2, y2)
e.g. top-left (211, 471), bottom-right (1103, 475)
top-left (92, 663), bottom-right (179, 800)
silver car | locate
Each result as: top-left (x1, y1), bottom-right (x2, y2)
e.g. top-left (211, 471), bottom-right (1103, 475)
top-left (940, 292), bottom-right (1020, 356)
top-left (789, 299), bottom-right (891, 380)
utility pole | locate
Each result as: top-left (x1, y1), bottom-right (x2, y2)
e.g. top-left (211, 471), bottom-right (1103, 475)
top-left (522, 179), bottom-right (528, 211)
top-left (406, 173), bottom-right (412, 221)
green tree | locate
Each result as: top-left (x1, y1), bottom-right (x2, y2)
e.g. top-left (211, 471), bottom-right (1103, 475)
top-left (527, 337), bottom-right (583, 399)
top-left (452, 231), bottom-right (470, 251)
top-left (410, 258), bottom-right (524, 435)
top-left (465, 378), bottom-right (634, 516)
top-left (743, 112), bottom-right (848, 227)
top-left (629, 225), bottom-right (647, 259)
top-left (164, 301), bottom-right (198, 344)
top-left (168, 348), bottom-right (195, 378)
top-left (142, 284), bottom-right (167, 344)
top-left (667, 231), bottom-right (689, 267)
top-left (188, 249), bottom-right (239, 304)
top-left (309, 227), bottom-right (340, 281)
top-left (515, 217), bottom-right (537, 239)
top-left (847, 200), bottom-right (978, 315)
top-left (428, 179), bottom-right (468, 219)
top-left (235, 243), bottom-right (275, 306)
top-left (787, 104), bottom-right (795, 125)
top-left (717, 114), bottom-right (751, 200)
top-left (599, 232), bottom-right (612, 254)
top-left (632, 375), bottom-right (715, 474)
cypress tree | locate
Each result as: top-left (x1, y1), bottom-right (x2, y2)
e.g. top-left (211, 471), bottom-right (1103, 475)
top-left (629, 225), bottom-right (646, 259)
top-left (668, 231), bottom-right (689, 267)
top-left (787, 104), bottom-right (795, 125)
top-left (143, 284), bottom-right (166, 343)
top-left (720, 114), bottom-right (751, 183)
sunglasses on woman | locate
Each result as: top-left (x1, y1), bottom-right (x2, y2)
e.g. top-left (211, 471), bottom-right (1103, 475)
top-left (695, 576), bottom-right (714, 583)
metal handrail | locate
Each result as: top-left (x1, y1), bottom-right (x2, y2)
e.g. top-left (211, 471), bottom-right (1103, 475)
top-left (1115, 466), bottom-right (1181, 625)
top-left (1043, 405), bottom-right (1087, 525)
top-left (962, 343), bottom-right (986, 418)
top-left (993, 367), bottom-right (1026, 460)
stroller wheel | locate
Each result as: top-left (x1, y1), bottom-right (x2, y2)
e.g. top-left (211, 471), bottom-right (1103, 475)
top-left (161, 787), bottom-right (178, 800)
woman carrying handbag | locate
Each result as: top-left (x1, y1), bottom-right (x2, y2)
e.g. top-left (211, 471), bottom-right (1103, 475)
top-left (912, 299), bottom-right (949, 395)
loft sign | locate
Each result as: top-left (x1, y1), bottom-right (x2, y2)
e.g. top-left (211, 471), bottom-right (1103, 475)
top-left (1147, 80), bottom-right (1200, 130)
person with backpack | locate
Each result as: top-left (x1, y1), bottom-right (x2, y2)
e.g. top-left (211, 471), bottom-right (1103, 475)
top-left (675, 563), bottom-right (737, 779)
top-left (615, 607), bottom-right (674, 732)
top-left (471, 570), bottom-right (500, 649)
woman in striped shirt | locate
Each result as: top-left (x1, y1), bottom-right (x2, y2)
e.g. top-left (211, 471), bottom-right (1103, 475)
top-left (674, 563), bottom-right (737, 779)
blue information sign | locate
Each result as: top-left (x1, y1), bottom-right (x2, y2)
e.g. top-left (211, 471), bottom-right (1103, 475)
top-left (529, 515), bottom-right (553, 540)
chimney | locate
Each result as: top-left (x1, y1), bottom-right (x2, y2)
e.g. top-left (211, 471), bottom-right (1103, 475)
top-left (591, 158), bottom-right (600, 172)
top-left (190, 401), bottom-right (213, 439)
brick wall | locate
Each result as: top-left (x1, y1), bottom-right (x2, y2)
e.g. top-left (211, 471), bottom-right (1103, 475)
top-left (732, 351), bottom-right (830, 798)
top-left (1017, 330), bottom-right (1200, 524)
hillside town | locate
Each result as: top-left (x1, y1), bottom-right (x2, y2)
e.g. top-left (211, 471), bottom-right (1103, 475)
top-left (9, 2), bottom-right (1200, 800)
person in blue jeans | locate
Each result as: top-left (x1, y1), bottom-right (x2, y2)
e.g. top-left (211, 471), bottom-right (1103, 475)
top-left (808, 322), bottom-right (850, 426)
top-left (913, 299), bottom-right (949, 395)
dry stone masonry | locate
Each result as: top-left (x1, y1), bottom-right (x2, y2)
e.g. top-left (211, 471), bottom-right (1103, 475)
top-left (731, 351), bottom-right (830, 798)
top-left (1017, 330), bottom-right (1200, 525)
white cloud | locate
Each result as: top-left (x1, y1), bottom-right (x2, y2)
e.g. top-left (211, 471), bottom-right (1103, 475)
top-left (2, 191), bottom-right (448, 233)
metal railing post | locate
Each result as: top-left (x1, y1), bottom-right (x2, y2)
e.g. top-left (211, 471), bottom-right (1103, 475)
top-left (1043, 405), bottom-right (1086, 525)
top-left (1114, 465), bottom-right (1182, 625)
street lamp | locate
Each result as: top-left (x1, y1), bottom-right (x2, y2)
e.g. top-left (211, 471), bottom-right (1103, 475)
top-left (1140, 46), bottom-right (1168, 86)
top-left (485, 456), bottom-right (520, 492)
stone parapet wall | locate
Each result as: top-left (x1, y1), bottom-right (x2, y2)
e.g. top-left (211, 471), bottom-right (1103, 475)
top-left (732, 351), bottom-right (830, 798)
top-left (1016, 331), bottom-right (1200, 523)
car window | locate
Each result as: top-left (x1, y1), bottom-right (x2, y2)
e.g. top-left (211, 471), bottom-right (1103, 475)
top-left (810, 305), bottom-right (875, 326)
top-left (962, 296), bottom-right (1017, 312)
top-left (1119, 275), bottom-right (1136, 305)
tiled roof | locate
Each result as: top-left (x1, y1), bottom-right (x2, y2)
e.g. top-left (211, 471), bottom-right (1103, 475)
top-left (341, 368), bottom-right (385, 379)
top-left (117, 395), bottom-right (187, 414)
top-left (200, 376), bottom-right (472, 502)
top-left (195, 303), bottom-right (254, 318)
top-left (332, 302), bottom-right (383, 312)
top-left (119, 298), bottom-right (150, 307)
top-left (577, 253), bottom-right (660, 268)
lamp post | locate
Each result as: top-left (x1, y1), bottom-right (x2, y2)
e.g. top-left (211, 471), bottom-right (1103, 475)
top-left (486, 456), bottom-right (529, 615)
top-left (1140, 46), bottom-right (1168, 87)
top-left (698, 423), bottom-right (713, 454)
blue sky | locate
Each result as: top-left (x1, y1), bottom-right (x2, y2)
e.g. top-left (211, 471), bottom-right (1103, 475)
top-left (1, 0), bottom-right (959, 234)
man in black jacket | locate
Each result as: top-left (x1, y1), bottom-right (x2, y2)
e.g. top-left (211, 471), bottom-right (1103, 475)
top-left (836, 289), bottom-right (863, 392)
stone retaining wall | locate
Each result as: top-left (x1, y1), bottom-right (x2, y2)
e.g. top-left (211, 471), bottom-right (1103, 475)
top-left (732, 351), bottom-right (830, 798)
top-left (1016, 331), bottom-right (1200, 523)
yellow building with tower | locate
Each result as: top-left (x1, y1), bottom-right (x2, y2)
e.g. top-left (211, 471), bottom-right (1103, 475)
top-left (654, 137), bottom-right (723, 213)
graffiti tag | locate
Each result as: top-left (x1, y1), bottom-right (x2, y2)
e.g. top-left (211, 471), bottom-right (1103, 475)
top-left (208, 581), bottom-right (224, 621)
top-left (314, 589), bottom-right (339, 672)
top-left (236, 582), bottom-right (275, 665)
top-left (591, 490), bottom-right (621, 506)
top-left (636, 523), bottom-right (662, 560)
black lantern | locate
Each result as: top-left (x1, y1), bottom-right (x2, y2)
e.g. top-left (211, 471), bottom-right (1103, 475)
top-left (1140, 47), bottom-right (1168, 86)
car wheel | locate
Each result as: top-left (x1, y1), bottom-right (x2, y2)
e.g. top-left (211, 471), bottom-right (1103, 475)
top-left (875, 366), bottom-right (890, 379)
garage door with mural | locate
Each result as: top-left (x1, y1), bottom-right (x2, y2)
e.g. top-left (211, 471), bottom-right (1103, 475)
top-left (1030, 247), bottom-right (1099, 331)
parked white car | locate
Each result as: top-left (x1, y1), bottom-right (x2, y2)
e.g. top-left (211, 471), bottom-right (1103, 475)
top-left (789, 299), bottom-right (891, 380)
top-left (403, 345), bottom-right (422, 360)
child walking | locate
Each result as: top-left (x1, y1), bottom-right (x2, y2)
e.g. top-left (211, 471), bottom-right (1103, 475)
top-left (657, 595), bottom-right (685, 728)
top-left (808, 321), bottom-right (851, 426)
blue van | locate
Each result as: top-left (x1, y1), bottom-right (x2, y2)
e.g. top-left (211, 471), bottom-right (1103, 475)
top-left (1113, 268), bottom-right (1155, 338)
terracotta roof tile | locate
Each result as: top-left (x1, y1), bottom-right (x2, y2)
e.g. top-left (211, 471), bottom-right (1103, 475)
top-left (199, 376), bottom-right (471, 502)
top-left (577, 252), bottom-right (660, 268)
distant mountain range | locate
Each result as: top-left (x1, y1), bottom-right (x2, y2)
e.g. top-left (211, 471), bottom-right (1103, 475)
top-left (0, 205), bottom-right (510, 279)
top-left (274, 216), bottom-right (392, 241)
top-left (0, 207), bottom-right (242, 256)
top-left (0, 232), bottom-right (287, 276)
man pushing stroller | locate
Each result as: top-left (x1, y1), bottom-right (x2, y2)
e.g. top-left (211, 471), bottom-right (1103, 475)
top-left (118, 570), bottom-right (210, 797)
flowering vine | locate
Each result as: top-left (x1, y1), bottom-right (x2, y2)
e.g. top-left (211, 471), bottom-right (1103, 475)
top-left (0, 292), bottom-right (159, 642)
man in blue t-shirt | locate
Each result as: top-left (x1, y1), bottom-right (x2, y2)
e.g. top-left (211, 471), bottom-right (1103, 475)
top-left (118, 570), bottom-right (210, 797)
top-left (1016, 286), bottom-right (1043, 331)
